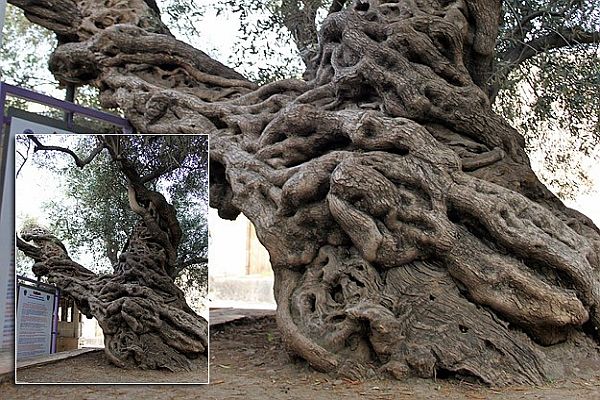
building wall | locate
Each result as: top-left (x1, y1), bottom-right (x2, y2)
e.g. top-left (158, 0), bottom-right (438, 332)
top-left (80, 317), bottom-right (104, 348)
top-left (57, 297), bottom-right (82, 352)
top-left (246, 222), bottom-right (272, 276)
top-left (209, 210), bottom-right (275, 307)
top-left (209, 209), bottom-right (273, 278)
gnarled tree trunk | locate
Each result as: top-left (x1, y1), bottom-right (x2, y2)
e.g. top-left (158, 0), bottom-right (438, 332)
top-left (10, 0), bottom-right (600, 385)
top-left (17, 182), bottom-right (208, 371)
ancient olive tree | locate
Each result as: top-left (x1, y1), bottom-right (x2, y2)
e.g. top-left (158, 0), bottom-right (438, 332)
top-left (215, 0), bottom-right (600, 196)
top-left (10, 0), bottom-right (600, 385)
top-left (16, 135), bottom-right (208, 371)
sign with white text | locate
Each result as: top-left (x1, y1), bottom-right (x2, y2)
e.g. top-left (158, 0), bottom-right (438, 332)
top-left (16, 285), bottom-right (55, 360)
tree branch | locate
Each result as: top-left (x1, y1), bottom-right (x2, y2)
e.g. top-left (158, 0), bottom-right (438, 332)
top-left (8, 0), bottom-right (82, 42)
top-left (510, 10), bottom-right (563, 41)
top-left (103, 135), bottom-right (185, 184)
top-left (17, 228), bottom-right (97, 279)
top-left (127, 183), bottom-right (147, 216)
top-left (16, 235), bottom-right (41, 260)
top-left (140, 161), bottom-right (182, 183)
top-left (15, 137), bottom-right (32, 177)
top-left (173, 257), bottom-right (208, 277)
top-left (489, 27), bottom-right (600, 101)
top-left (120, 155), bottom-right (183, 272)
top-left (502, 28), bottom-right (600, 67)
top-left (28, 134), bottom-right (106, 168)
top-left (280, 0), bottom-right (321, 79)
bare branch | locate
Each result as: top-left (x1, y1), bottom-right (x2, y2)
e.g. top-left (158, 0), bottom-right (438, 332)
top-left (15, 137), bottom-right (32, 177)
top-left (502, 28), bottom-right (600, 67)
top-left (173, 257), bottom-right (208, 277)
top-left (28, 134), bottom-right (106, 168)
top-left (510, 10), bottom-right (563, 40)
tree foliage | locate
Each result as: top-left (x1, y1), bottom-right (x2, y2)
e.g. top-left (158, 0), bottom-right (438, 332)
top-left (0, 4), bottom-right (56, 91)
top-left (17, 134), bottom-right (209, 291)
top-left (494, 0), bottom-right (600, 198)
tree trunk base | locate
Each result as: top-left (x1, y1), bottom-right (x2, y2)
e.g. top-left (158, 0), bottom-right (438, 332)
top-left (20, 221), bottom-right (207, 373)
top-left (274, 246), bottom-right (599, 386)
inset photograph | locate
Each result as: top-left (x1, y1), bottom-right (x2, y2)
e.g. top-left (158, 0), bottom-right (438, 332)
top-left (14, 134), bottom-right (208, 384)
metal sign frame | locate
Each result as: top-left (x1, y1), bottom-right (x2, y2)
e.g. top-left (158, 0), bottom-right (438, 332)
top-left (0, 82), bottom-right (133, 363)
top-left (0, 82), bottom-right (134, 214)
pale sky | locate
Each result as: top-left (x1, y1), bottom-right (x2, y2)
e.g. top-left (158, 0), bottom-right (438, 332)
top-left (16, 155), bottom-right (57, 227)
top-left (169, 1), bottom-right (240, 62)
top-left (563, 166), bottom-right (600, 225)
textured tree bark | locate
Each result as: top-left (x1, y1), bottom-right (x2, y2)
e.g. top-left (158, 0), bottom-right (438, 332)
top-left (10, 0), bottom-right (600, 385)
top-left (17, 182), bottom-right (208, 372)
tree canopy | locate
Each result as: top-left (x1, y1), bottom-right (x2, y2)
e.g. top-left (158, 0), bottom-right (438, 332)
top-left (16, 134), bottom-right (209, 294)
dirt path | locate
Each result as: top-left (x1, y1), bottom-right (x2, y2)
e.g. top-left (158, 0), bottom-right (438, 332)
top-left (2, 316), bottom-right (600, 399)
top-left (16, 350), bottom-right (208, 383)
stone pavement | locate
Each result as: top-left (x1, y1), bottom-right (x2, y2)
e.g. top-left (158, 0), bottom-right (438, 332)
top-left (0, 308), bottom-right (275, 384)
top-left (210, 308), bottom-right (275, 326)
top-left (16, 347), bottom-right (100, 370)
